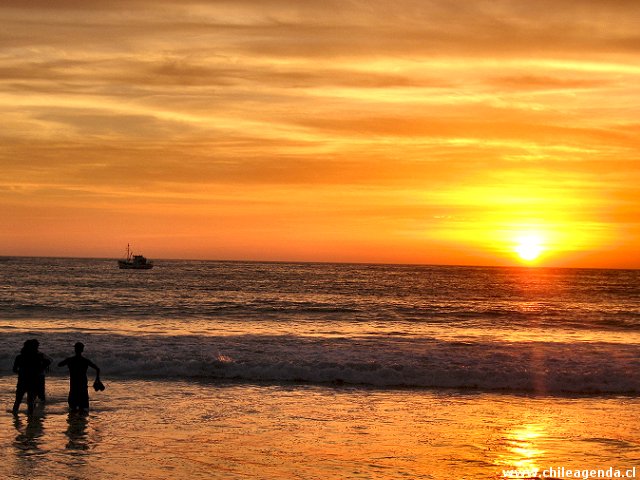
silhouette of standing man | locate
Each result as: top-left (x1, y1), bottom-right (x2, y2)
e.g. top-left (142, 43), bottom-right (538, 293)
top-left (59, 342), bottom-right (100, 413)
top-left (12, 339), bottom-right (51, 415)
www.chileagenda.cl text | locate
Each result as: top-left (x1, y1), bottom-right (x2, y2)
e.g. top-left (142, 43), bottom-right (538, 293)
top-left (503, 466), bottom-right (637, 479)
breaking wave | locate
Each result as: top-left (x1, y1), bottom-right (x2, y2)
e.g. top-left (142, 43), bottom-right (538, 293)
top-left (1, 331), bottom-right (637, 395)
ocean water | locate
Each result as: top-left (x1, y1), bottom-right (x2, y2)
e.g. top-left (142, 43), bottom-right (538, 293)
top-left (0, 257), bottom-right (639, 394)
top-left (1, 257), bottom-right (639, 479)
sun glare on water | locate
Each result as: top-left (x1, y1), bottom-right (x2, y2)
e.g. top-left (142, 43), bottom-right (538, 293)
top-left (514, 233), bottom-right (545, 263)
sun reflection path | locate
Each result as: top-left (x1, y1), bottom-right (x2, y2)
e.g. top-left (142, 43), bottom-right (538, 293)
top-left (494, 423), bottom-right (547, 477)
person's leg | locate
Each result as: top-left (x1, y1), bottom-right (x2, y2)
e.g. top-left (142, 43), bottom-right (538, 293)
top-left (78, 388), bottom-right (90, 412)
top-left (68, 386), bottom-right (84, 412)
top-left (26, 390), bottom-right (35, 415)
top-left (38, 376), bottom-right (46, 402)
top-left (12, 384), bottom-right (26, 413)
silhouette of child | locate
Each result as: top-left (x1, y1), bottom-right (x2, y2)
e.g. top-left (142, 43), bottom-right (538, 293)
top-left (59, 342), bottom-right (101, 412)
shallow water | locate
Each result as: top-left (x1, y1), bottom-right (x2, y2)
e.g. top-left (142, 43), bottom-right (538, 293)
top-left (2, 377), bottom-right (638, 479)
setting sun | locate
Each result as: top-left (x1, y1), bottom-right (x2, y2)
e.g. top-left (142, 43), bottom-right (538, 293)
top-left (514, 233), bottom-right (545, 262)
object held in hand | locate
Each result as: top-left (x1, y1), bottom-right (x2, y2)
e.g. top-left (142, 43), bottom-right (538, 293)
top-left (93, 378), bottom-right (105, 391)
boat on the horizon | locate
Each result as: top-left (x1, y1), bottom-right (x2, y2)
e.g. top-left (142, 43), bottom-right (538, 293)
top-left (118, 244), bottom-right (153, 270)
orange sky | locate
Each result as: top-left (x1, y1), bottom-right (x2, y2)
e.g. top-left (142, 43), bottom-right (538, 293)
top-left (1, 0), bottom-right (639, 267)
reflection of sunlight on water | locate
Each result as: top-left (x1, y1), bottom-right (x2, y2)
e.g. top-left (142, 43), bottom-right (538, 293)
top-left (494, 423), bottom-right (546, 471)
top-left (7, 317), bottom-right (638, 345)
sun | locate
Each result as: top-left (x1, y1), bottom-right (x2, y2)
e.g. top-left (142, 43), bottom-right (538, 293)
top-left (514, 233), bottom-right (544, 262)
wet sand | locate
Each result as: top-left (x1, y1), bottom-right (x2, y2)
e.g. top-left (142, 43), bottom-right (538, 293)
top-left (1, 377), bottom-right (638, 479)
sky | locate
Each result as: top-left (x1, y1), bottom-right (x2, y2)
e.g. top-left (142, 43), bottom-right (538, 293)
top-left (1, 0), bottom-right (640, 267)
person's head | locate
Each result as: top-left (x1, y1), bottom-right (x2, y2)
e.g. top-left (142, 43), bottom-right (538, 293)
top-left (21, 338), bottom-right (39, 354)
top-left (74, 342), bottom-right (85, 355)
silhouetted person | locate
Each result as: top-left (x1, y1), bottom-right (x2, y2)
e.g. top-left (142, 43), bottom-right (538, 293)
top-left (12, 339), bottom-right (50, 415)
top-left (33, 339), bottom-right (51, 403)
top-left (59, 342), bottom-right (100, 413)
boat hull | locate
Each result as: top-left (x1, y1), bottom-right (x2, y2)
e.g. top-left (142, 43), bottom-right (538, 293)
top-left (118, 260), bottom-right (153, 270)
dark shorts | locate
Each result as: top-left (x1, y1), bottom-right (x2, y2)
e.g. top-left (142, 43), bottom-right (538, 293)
top-left (15, 379), bottom-right (38, 399)
top-left (68, 385), bottom-right (89, 409)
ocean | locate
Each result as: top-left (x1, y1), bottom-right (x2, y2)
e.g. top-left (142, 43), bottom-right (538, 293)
top-left (1, 257), bottom-right (639, 479)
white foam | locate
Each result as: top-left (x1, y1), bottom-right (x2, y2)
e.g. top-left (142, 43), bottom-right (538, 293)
top-left (1, 331), bottom-right (638, 395)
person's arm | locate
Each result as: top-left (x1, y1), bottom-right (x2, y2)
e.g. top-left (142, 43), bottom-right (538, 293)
top-left (12, 356), bottom-right (20, 374)
top-left (41, 354), bottom-right (52, 369)
top-left (88, 359), bottom-right (100, 376)
top-left (58, 358), bottom-right (68, 367)
top-left (43, 355), bottom-right (52, 373)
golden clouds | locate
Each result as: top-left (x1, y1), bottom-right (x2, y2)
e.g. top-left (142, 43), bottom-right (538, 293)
top-left (1, 1), bottom-right (640, 265)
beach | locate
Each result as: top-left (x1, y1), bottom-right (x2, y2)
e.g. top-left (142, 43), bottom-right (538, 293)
top-left (3, 377), bottom-right (639, 479)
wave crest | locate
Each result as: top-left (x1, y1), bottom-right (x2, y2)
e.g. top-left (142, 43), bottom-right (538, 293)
top-left (1, 332), bottom-right (638, 395)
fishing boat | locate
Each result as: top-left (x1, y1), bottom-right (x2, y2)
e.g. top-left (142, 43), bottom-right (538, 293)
top-left (118, 244), bottom-right (154, 269)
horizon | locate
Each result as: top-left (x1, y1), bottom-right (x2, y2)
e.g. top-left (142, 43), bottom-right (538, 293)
top-left (2, 1), bottom-right (640, 269)
top-left (3, 254), bottom-right (638, 271)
